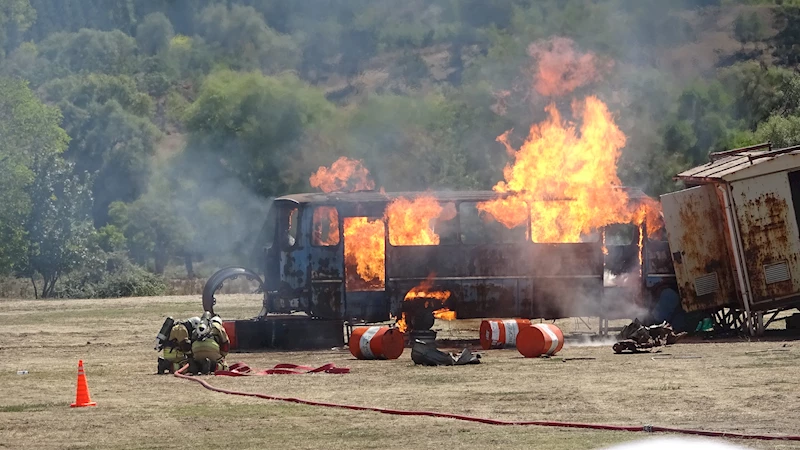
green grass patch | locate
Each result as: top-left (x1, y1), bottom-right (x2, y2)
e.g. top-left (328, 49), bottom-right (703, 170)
top-left (0, 402), bottom-right (60, 412)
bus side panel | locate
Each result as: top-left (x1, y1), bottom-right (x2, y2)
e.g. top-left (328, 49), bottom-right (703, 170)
top-left (386, 242), bottom-right (603, 319)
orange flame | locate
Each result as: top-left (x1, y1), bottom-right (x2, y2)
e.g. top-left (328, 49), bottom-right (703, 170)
top-left (343, 217), bottom-right (385, 290)
top-left (404, 275), bottom-right (451, 302)
top-left (433, 308), bottom-right (456, 321)
top-left (638, 222), bottom-right (645, 275)
top-left (395, 274), bottom-right (455, 332)
top-left (528, 37), bottom-right (610, 98)
top-left (396, 315), bottom-right (408, 333)
top-left (479, 96), bottom-right (632, 242)
top-left (311, 158), bottom-right (384, 287)
top-left (479, 37), bottom-right (665, 242)
top-left (386, 196), bottom-right (455, 246)
top-left (310, 156), bottom-right (375, 193)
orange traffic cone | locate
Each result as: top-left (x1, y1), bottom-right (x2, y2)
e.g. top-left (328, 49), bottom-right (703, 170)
top-left (70, 360), bottom-right (97, 408)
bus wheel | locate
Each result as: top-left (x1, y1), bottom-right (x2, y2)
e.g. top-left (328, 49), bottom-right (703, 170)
top-left (202, 266), bottom-right (265, 316)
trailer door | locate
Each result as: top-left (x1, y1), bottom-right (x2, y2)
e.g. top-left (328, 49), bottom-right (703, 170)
top-left (661, 184), bottom-right (739, 312)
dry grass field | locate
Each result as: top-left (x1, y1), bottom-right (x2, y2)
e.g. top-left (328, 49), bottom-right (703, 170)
top-left (1, 294), bottom-right (798, 450)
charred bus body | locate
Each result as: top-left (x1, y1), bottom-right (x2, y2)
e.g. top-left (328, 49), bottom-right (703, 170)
top-left (204, 188), bottom-right (679, 344)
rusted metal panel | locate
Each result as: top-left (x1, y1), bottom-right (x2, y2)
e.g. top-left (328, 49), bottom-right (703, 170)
top-left (675, 146), bottom-right (800, 183)
top-left (345, 291), bottom-right (389, 322)
top-left (386, 243), bottom-right (602, 279)
top-left (307, 205), bottom-right (345, 319)
top-left (645, 240), bottom-right (676, 276)
top-left (386, 242), bottom-right (602, 320)
top-left (723, 148), bottom-right (800, 182)
top-left (529, 243), bottom-right (603, 276)
top-left (730, 173), bottom-right (800, 308)
top-left (661, 184), bottom-right (739, 312)
top-left (386, 245), bottom-right (469, 278)
top-left (459, 279), bottom-right (519, 318)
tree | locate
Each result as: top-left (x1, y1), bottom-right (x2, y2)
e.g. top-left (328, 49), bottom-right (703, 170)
top-left (136, 12), bottom-right (174, 56)
top-left (751, 114), bottom-right (800, 148)
top-left (0, 0), bottom-right (35, 56)
top-left (194, 4), bottom-right (300, 73)
top-left (717, 62), bottom-right (800, 130)
top-left (0, 77), bottom-right (69, 274)
top-left (40, 76), bottom-right (160, 225)
top-left (38, 28), bottom-right (139, 75)
top-left (185, 70), bottom-right (334, 197)
top-left (109, 191), bottom-right (190, 275)
top-left (733, 11), bottom-right (766, 50)
top-left (772, 6), bottom-right (800, 65)
top-left (16, 155), bottom-right (95, 298)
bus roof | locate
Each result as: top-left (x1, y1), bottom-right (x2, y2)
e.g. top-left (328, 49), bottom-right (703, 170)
top-left (274, 187), bottom-right (651, 205)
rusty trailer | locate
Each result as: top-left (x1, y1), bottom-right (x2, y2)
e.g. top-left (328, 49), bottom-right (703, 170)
top-left (663, 143), bottom-right (800, 335)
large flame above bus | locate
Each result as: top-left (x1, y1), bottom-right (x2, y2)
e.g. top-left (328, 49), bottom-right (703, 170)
top-left (478, 37), bottom-right (660, 243)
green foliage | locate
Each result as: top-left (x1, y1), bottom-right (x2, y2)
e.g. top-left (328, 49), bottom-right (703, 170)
top-left (42, 73), bottom-right (152, 116)
top-left (3, 0), bottom-right (800, 296)
top-left (185, 70), bottom-right (334, 196)
top-left (750, 113), bottom-right (800, 147)
top-left (165, 89), bottom-right (190, 127)
top-left (15, 155), bottom-right (95, 298)
top-left (136, 12), bottom-right (174, 56)
top-left (0, 77), bottom-right (69, 275)
top-left (108, 178), bottom-right (191, 275)
top-left (194, 4), bottom-right (300, 73)
top-left (773, 6), bottom-right (800, 65)
top-left (94, 225), bottom-right (127, 253)
top-left (55, 252), bottom-right (167, 299)
top-left (0, 0), bottom-right (36, 55)
top-left (663, 80), bottom-right (737, 165)
top-left (0, 41), bottom-right (49, 85)
top-left (38, 29), bottom-right (138, 75)
top-left (40, 75), bottom-right (160, 224)
top-left (733, 11), bottom-right (766, 47)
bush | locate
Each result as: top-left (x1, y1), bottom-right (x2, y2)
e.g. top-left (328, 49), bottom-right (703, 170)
top-left (55, 252), bottom-right (167, 299)
top-left (93, 266), bottom-right (167, 298)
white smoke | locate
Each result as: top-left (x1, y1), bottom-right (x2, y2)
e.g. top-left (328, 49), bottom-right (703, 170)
top-left (564, 335), bottom-right (618, 348)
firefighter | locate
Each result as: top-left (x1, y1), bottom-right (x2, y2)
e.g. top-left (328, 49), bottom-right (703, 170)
top-left (188, 312), bottom-right (230, 374)
top-left (156, 316), bottom-right (201, 374)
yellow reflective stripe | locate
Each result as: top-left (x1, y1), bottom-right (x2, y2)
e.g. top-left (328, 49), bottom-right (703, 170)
top-left (192, 339), bottom-right (220, 352)
top-left (163, 348), bottom-right (188, 361)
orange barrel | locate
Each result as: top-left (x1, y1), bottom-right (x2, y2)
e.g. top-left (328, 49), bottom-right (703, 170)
top-left (222, 321), bottom-right (237, 350)
top-left (479, 319), bottom-right (532, 350)
top-left (349, 326), bottom-right (404, 360)
top-left (517, 323), bottom-right (564, 358)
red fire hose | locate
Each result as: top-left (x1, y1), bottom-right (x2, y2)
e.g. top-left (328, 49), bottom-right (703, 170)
top-left (173, 366), bottom-right (800, 442)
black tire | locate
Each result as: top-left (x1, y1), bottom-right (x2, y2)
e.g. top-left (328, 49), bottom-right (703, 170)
top-left (201, 267), bottom-right (265, 315)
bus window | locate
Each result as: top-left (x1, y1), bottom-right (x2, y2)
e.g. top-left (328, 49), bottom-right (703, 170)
top-left (435, 203), bottom-right (459, 245)
top-left (459, 202), bottom-right (527, 244)
top-left (389, 202), bottom-right (459, 246)
top-left (279, 206), bottom-right (299, 250)
top-left (257, 204), bottom-right (277, 248)
top-left (604, 223), bottom-right (637, 246)
top-left (312, 206), bottom-right (340, 246)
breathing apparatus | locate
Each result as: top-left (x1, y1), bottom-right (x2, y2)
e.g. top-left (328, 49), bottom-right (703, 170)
top-left (154, 316), bottom-right (175, 351)
top-left (192, 311), bottom-right (215, 341)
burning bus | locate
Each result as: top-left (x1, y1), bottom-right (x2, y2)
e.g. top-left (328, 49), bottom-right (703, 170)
top-left (202, 186), bottom-right (679, 348)
top-left (199, 43), bottom-right (688, 347)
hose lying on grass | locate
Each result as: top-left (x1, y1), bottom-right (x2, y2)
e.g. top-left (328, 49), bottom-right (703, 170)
top-left (174, 365), bottom-right (800, 442)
